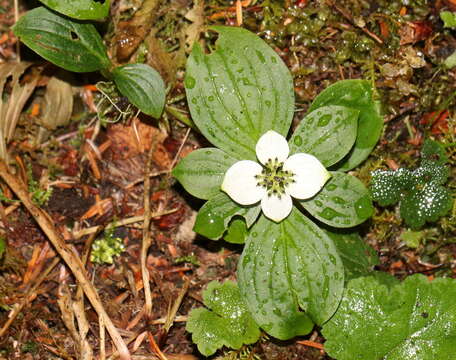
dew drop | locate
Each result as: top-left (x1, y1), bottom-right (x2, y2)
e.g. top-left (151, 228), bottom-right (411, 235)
top-left (354, 196), bottom-right (373, 218)
top-left (332, 196), bottom-right (346, 205)
top-left (318, 114), bottom-right (332, 127)
top-left (200, 212), bottom-right (224, 239)
top-left (184, 76), bottom-right (196, 89)
top-left (251, 232), bottom-right (258, 238)
top-left (191, 97), bottom-right (197, 104)
top-left (293, 136), bottom-right (303, 146)
top-left (208, 95), bottom-right (215, 102)
top-left (315, 200), bottom-right (323, 207)
top-left (319, 207), bottom-right (341, 220)
top-left (326, 184), bottom-right (337, 191)
top-left (265, 100), bottom-right (272, 107)
top-left (256, 50), bottom-right (266, 63)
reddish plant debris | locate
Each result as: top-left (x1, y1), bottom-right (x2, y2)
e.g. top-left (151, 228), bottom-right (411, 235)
top-left (420, 110), bottom-right (452, 135)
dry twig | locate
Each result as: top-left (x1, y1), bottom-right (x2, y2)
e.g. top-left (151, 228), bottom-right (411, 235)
top-left (0, 161), bottom-right (132, 360)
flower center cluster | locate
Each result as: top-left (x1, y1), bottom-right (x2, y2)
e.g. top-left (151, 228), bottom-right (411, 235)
top-left (255, 158), bottom-right (295, 197)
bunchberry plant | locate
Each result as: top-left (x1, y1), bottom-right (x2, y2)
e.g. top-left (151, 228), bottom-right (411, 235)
top-left (173, 25), bottom-right (382, 344)
top-left (371, 139), bottom-right (452, 229)
top-left (12, 3), bottom-right (165, 119)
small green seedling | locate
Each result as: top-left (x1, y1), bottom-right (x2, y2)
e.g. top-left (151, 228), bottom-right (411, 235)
top-left (186, 281), bottom-right (260, 356)
top-left (371, 139), bottom-right (452, 229)
top-left (90, 224), bottom-right (125, 265)
top-left (13, 5), bottom-right (165, 118)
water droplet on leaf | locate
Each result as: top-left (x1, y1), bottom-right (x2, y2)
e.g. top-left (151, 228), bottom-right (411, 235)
top-left (184, 76), bottom-right (196, 89)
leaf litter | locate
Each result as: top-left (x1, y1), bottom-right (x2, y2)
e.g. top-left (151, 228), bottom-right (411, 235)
top-left (0, 0), bottom-right (455, 359)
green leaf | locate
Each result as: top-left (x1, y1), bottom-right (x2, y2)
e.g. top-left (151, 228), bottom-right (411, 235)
top-left (289, 105), bottom-right (359, 167)
top-left (400, 181), bottom-right (452, 229)
top-left (112, 64), bottom-right (165, 118)
top-left (193, 192), bottom-right (260, 240)
top-left (187, 281), bottom-right (261, 356)
top-left (322, 274), bottom-right (456, 360)
top-left (371, 168), bottom-right (410, 206)
top-left (185, 26), bottom-right (294, 160)
top-left (301, 171), bottom-right (374, 228)
top-left (13, 7), bottom-right (110, 72)
top-left (440, 10), bottom-right (456, 28)
top-left (38, 0), bottom-right (110, 20)
top-left (325, 230), bottom-right (379, 281)
top-left (371, 142), bottom-right (452, 229)
top-left (421, 139), bottom-right (448, 165)
top-left (309, 80), bottom-right (383, 171)
top-left (444, 50), bottom-right (456, 68)
top-left (400, 229), bottom-right (425, 248)
top-left (172, 148), bottom-right (237, 200)
top-left (237, 209), bottom-right (344, 339)
top-left (224, 218), bottom-right (248, 244)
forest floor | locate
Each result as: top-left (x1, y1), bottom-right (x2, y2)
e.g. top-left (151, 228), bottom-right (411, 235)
top-left (0, 0), bottom-right (455, 359)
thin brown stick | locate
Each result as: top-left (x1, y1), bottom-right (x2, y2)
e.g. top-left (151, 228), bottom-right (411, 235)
top-left (72, 210), bottom-right (177, 239)
top-left (147, 332), bottom-right (168, 360)
top-left (14, 0), bottom-right (20, 62)
top-left (296, 340), bottom-right (325, 351)
top-left (163, 277), bottom-right (190, 333)
top-left (141, 140), bottom-right (159, 317)
top-left (0, 161), bottom-right (131, 360)
top-left (326, 0), bottom-right (383, 44)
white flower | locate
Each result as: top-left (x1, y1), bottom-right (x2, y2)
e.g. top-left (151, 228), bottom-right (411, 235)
top-left (221, 130), bottom-right (331, 222)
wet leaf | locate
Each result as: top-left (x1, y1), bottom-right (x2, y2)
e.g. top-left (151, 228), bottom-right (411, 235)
top-left (13, 7), bottom-right (110, 72)
top-left (193, 192), bottom-right (260, 240)
top-left (322, 274), bottom-right (456, 360)
top-left (224, 218), bottom-right (248, 244)
top-left (172, 148), bottom-right (237, 200)
top-left (399, 181), bottom-right (452, 229)
top-left (371, 140), bottom-right (452, 229)
top-left (186, 281), bottom-right (261, 356)
top-left (40, 76), bottom-right (74, 130)
top-left (237, 209), bottom-right (344, 339)
top-left (38, 0), bottom-right (110, 20)
top-left (185, 26), bottom-right (294, 160)
top-left (289, 105), bottom-right (359, 167)
top-left (325, 230), bottom-right (379, 281)
top-left (301, 172), bottom-right (374, 228)
top-left (112, 63), bottom-right (165, 118)
top-left (308, 80), bottom-right (383, 171)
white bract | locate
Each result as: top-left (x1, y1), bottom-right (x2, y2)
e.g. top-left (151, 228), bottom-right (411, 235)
top-left (221, 130), bottom-right (331, 222)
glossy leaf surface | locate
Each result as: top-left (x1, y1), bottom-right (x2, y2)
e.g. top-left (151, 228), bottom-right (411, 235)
top-left (326, 230), bottom-right (379, 281)
top-left (237, 209), bottom-right (344, 339)
top-left (371, 140), bottom-right (451, 229)
top-left (301, 171), bottom-right (374, 228)
top-left (39, 0), bottom-right (110, 20)
top-left (193, 192), bottom-right (260, 240)
top-left (113, 64), bottom-right (165, 118)
top-left (13, 7), bottom-right (110, 72)
top-left (185, 26), bottom-right (294, 160)
top-left (289, 105), bottom-right (358, 167)
top-left (172, 148), bottom-right (237, 200)
top-left (323, 274), bottom-right (456, 360)
top-left (309, 80), bottom-right (382, 170)
top-left (187, 281), bottom-right (260, 356)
